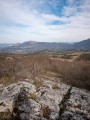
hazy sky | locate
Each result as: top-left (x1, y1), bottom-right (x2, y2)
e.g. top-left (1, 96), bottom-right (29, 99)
top-left (0, 0), bottom-right (90, 43)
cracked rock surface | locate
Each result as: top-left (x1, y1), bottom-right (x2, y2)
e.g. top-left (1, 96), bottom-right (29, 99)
top-left (0, 79), bottom-right (90, 120)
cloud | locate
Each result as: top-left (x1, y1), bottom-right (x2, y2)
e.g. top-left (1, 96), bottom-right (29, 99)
top-left (0, 0), bottom-right (90, 43)
top-left (62, 6), bottom-right (77, 16)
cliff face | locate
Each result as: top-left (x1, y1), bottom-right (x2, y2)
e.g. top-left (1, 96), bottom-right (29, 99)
top-left (0, 79), bottom-right (90, 120)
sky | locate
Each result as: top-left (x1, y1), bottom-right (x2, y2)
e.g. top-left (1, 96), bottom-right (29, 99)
top-left (0, 0), bottom-right (90, 43)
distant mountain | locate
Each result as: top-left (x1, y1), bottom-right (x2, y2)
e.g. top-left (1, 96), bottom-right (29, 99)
top-left (0, 42), bottom-right (72, 53)
top-left (0, 38), bottom-right (90, 53)
top-left (0, 44), bottom-right (12, 50)
top-left (74, 38), bottom-right (90, 50)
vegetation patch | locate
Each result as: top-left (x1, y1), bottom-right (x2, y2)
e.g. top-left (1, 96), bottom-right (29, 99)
top-left (0, 109), bottom-right (11, 120)
top-left (52, 84), bottom-right (60, 89)
top-left (29, 93), bottom-right (39, 102)
top-left (0, 76), bottom-right (15, 85)
top-left (41, 105), bottom-right (52, 119)
top-left (32, 80), bottom-right (44, 90)
top-left (0, 53), bottom-right (90, 90)
top-left (76, 53), bottom-right (90, 61)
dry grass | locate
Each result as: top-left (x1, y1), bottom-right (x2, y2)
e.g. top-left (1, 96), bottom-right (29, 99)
top-left (49, 59), bottom-right (90, 90)
top-left (76, 53), bottom-right (90, 61)
top-left (52, 84), bottom-right (60, 89)
top-left (0, 76), bottom-right (15, 85)
top-left (32, 79), bottom-right (44, 90)
top-left (45, 71), bottom-right (60, 78)
top-left (0, 109), bottom-right (11, 120)
top-left (60, 54), bottom-right (74, 59)
top-left (41, 105), bottom-right (52, 119)
top-left (0, 53), bottom-right (50, 84)
top-left (29, 93), bottom-right (39, 102)
top-left (0, 53), bottom-right (90, 90)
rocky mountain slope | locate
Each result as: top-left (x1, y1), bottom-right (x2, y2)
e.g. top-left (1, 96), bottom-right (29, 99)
top-left (0, 78), bottom-right (90, 120)
top-left (1, 39), bottom-right (90, 53)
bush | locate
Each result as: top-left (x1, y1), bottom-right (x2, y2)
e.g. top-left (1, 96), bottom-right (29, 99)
top-left (49, 59), bottom-right (90, 90)
top-left (76, 53), bottom-right (90, 61)
top-left (0, 54), bottom-right (50, 84)
top-left (0, 53), bottom-right (90, 90)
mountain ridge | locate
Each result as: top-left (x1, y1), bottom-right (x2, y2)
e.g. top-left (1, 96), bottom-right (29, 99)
top-left (0, 38), bottom-right (90, 53)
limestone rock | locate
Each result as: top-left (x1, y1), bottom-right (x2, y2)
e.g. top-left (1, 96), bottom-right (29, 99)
top-left (59, 87), bottom-right (90, 120)
top-left (0, 80), bottom-right (90, 120)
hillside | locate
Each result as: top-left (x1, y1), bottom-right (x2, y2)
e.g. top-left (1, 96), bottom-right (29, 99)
top-left (0, 39), bottom-right (90, 53)
top-left (74, 38), bottom-right (90, 50)
top-left (0, 44), bottom-right (12, 50)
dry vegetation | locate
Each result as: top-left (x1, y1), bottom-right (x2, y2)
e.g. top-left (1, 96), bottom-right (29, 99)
top-left (0, 52), bottom-right (90, 90)
top-left (76, 53), bottom-right (90, 61)
top-left (41, 105), bottom-right (52, 119)
top-left (0, 53), bottom-right (50, 85)
top-left (29, 93), bottom-right (39, 102)
top-left (49, 59), bottom-right (90, 90)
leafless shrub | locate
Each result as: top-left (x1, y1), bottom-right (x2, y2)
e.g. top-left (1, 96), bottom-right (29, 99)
top-left (0, 53), bottom-right (50, 84)
top-left (49, 59), bottom-right (90, 90)
top-left (76, 53), bottom-right (90, 61)
top-left (0, 53), bottom-right (90, 90)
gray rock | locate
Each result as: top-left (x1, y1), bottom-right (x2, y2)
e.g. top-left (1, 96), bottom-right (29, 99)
top-left (59, 87), bottom-right (90, 120)
top-left (0, 80), bottom-right (90, 120)
top-left (12, 87), bottom-right (31, 120)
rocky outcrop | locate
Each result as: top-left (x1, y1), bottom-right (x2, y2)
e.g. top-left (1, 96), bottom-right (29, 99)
top-left (12, 87), bottom-right (31, 120)
top-left (0, 82), bottom-right (36, 120)
top-left (58, 87), bottom-right (90, 120)
top-left (59, 87), bottom-right (72, 118)
top-left (0, 80), bottom-right (90, 120)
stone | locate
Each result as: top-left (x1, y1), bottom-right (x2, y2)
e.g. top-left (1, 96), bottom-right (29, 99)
top-left (59, 87), bottom-right (90, 120)
top-left (0, 80), bottom-right (90, 120)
